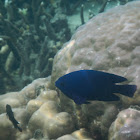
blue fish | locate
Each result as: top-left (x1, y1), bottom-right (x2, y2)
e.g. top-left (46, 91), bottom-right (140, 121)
top-left (55, 70), bottom-right (137, 105)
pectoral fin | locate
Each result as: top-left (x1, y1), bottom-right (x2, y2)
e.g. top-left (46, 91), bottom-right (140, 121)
top-left (72, 94), bottom-right (88, 105)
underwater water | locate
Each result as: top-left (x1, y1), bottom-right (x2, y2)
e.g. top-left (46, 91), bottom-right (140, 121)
top-left (0, 0), bottom-right (140, 140)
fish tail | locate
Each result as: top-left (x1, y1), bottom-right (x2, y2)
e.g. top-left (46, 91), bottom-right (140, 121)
top-left (13, 122), bottom-right (18, 128)
top-left (14, 124), bottom-right (22, 132)
top-left (17, 126), bottom-right (22, 132)
top-left (114, 85), bottom-right (137, 97)
top-left (13, 119), bottom-right (19, 126)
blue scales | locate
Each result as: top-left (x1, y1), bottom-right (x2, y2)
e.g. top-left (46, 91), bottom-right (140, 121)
top-left (55, 70), bottom-right (137, 105)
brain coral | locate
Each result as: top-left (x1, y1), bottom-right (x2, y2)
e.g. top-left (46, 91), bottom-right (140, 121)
top-left (51, 1), bottom-right (140, 104)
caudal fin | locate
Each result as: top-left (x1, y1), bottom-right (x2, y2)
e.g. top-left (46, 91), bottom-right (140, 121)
top-left (114, 85), bottom-right (137, 97)
top-left (17, 126), bottom-right (22, 132)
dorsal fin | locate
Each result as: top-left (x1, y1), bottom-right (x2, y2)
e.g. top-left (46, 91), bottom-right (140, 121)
top-left (108, 73), bottom-right (127, 83)
top-left (83, 70), bottom-right (127, 83)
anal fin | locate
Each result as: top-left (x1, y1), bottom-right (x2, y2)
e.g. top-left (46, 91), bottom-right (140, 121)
top-left (98, 94), bottom-right (120, 101)
top-left (72, 94), bottom-right (87, 105)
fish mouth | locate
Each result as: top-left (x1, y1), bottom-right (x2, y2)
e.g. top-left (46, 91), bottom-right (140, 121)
top-left (55, 80), bottom-right (59, 87)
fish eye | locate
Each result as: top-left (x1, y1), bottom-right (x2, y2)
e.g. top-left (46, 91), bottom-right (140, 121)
top-left (60, 82), bottom-right (65, 87)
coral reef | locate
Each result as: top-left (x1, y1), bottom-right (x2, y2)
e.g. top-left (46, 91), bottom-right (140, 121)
top-left (51, 1), bottom-right (140, 102)
top-left (0, 0), bottom-right (134, 94)
top-left (0, 0), bottom-right (71, 94)
top-left (0, 76), bottom-right (118, 140)
top-left (0, 1), bottom-right (140, 140)
top-left (109, 107), bottom-right (140, 140)
top-left (28, 101), bottom-right (74, 139)
top-left (50, 1), bottom-right (140, 139)
top-left (0, 77), bottom-right (93, 140)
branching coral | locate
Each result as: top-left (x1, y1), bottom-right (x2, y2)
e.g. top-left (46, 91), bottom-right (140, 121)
top-left (0, 0), bottom-right (71, 94)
